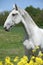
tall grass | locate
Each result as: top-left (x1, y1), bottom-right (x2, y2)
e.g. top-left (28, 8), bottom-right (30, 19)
top-left (0, 25), bottom-right (26, 60)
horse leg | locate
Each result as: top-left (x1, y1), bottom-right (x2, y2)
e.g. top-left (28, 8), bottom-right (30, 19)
top-left (23, 40), bottom-right (33, 60)
top-left (24, 46), bottom-right (32, 60)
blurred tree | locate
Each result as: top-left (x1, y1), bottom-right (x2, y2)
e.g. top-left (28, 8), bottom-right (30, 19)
top-left (25, 6), bottom-right (43, 28)
top-left (0, 11), bottom-right (9, 26)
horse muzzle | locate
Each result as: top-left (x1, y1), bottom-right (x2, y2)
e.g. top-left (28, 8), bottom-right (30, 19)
top-left (4, 27), bottom-right (9, 31)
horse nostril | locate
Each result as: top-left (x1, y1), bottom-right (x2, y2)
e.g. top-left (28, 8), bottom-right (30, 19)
top-left (4, 26), bottom-right (9, 31)
top-left (4, 27), bottom-right (8, 31)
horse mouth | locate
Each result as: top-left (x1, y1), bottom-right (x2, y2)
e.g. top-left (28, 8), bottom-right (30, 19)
top-left (4, 27), bottom-right (10, 32)
top-left (5, 29), bottom-right (9, 31)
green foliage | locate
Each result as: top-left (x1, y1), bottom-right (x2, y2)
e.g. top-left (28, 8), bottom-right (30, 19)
top-left (0, 11), bottom-right (9, 25)
top-left (25, 6), bottom-right (43, 28)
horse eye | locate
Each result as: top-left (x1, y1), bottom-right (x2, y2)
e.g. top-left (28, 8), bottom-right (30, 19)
top-left (12, 13), bottom-right (18, 16)
top-left (12, 14), bottom-right (16, 16)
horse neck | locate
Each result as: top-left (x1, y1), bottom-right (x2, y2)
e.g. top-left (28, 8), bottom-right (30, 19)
top-left (19, 9), bottom-right (39, 36)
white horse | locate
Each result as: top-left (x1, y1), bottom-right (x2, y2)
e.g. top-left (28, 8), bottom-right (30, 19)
top-left (4, 4), bottom-right (43, 59)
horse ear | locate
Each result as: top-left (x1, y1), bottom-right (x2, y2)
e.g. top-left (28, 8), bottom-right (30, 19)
top-left (15, 4), bottom-right (18, 10)
top-left (13, 4), bottom-right (18, 10)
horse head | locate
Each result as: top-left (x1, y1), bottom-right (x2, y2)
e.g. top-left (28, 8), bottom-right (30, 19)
top-left (4, 4), bottom-right (23, 31)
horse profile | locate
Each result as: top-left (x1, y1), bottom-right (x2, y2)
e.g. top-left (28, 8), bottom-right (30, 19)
top-left (4, 4), bottom-right (43, 59)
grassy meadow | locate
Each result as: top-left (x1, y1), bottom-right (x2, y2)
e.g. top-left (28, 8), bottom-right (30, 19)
top-left (0, 25), bottom-right (26, 61)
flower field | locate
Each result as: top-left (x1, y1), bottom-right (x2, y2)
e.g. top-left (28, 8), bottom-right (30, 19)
top-left (0, 53), bottom-right (43, 65)
top-left (0, 46), bottom-right (43, 65)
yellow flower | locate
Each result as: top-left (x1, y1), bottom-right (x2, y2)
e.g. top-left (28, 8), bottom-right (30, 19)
top-left (0, 54), bottom-right (43, 65)
top-left (14, 56), bottom-right (19, 62)
top-left (10, 62), bottom-right (14, 65)
top-left (5, 62), bottom-right (14, 65)
top-left (20, 59), bottom-right (27, 64)
top-left (29, 60), bottom-right (34, 65)
top-left (35, 46), bottom-right (39, 49)
top-left (0, 61), bottom-right (3, 65)
top-left (17, 61), bottom-right (24, 65)
top-left (39, 51), bottom-right (43, 57)
top-left (34, 62), bottom-right (38, 65)
top-left (23, 55), bottom-right (28, 61)
top-left (25, 63), bottom-right (29, 65)
top-left (32, 49), bottom-right (36, 53)
top-left (35, 57), bottom-right (43, 64)
top-left (5, 56), bottom-right (10, 63)
top-left (20, 56), bottom-right (28, 64)
top-left (42, 60), bottom-right (43, 64)
top-left (31, 56), bottom-right (35, 60)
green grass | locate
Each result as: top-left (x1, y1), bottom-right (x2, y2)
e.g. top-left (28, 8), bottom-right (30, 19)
top-left (0, 25), bottom-right (26, 61)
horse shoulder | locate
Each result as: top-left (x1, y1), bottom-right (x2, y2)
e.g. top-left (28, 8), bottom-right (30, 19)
top-left (31, 27), bottom-right (43, 46)
top-left (39, 28), bottom-right (43, 33)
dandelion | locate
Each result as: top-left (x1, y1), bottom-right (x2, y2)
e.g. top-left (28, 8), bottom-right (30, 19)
top-left (34, 62), bottom-right (38, 65)
top-left (5, 56), bottom-right (10, 63)
top-left (29, 60), bottom-right (34, 65)
top-left (10, 62), bottom-right (14, 65)
top-left (35, 57), bottom-right (43, 64)
top-left (39, 51), bottom-right (43, 57)
top-left (0, 61), bottom-right (3, 65)
top-left (20, 59), bottom-right (27, 64)
top-left (0, 48), bottom-right (43, 65)
top-left (14, 56), bottom-right (19, 62)
top-left (32, 49), bottom-right (36, 53)
top-left (23, 55), bottom-right (28, 61)
top-left (35, 46), bottom-right (39, 50)
top-left (20, 56), bottom-right (28, 64)
top-left (17, 61), bottom-right (24, 65)
top-left (25, 63), bottom-right (29, 65)
top-left (31, 56), bottom-right (35, 60)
